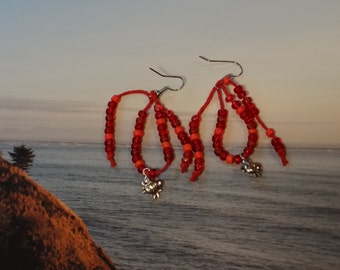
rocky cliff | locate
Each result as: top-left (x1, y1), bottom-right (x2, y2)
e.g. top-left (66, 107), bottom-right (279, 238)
top-left (0, 156), bottom-right (116, 270)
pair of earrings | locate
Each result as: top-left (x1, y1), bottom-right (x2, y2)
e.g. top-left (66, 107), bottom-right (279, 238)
top-left (104, 56), bottom-right (288, 199)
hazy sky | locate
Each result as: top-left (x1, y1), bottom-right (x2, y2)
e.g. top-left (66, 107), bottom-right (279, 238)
top-left (1, 0), bottom-right (339, 146)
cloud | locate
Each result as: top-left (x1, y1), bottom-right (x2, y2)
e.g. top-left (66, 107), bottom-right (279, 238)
top-left (0, 97), bottom-right (102, 113)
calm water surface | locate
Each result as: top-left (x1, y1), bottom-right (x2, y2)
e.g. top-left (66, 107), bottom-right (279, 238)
top-left (1, 142), bottom-right (340, 270)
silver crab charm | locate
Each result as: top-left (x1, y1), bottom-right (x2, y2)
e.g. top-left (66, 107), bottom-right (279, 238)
top-left (240, 158), bottom-right (263, 177)
top-left (141, 176), bottom-right (164, 199)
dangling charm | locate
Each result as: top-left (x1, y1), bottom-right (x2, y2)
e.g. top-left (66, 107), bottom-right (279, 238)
top-left (240, 158), bottom-right (263, 177)
top-left (141, 169), bottom-right (164, 199)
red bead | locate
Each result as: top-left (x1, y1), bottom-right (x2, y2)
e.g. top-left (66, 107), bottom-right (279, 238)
top-left (223, 77), bottom-right (231, 85)
top-left (242, 97), bottom-right (253, 105)
top-left (106, 107), bottom-right (114, 115)
top-left (191, 115), bottom-right (201, 122)
top-left (234, 85), bottom-right (243, 94)
top-left (226, 154), bottom-right (234, 164)
top-left (134, 123), bottom-right (144, 130)
top-left (189, 120), bottom-right (199, 128)
top-left (111, 95), bottom-right (121, 103)
top-left (105, 121), bottom-right (114, 128)
top-left (248, 133), bottom-right (258, 141)
top-left (177, 131), bottom-right (187, 141)
top-left (225, 94), bottom-right (234, 103)
top-left (163, 147), bottom-right (174, 161)
top-left (218, 109), bottom-right (228, 117)
top-left (266, 128), bottom-right (275, 138)
top-left (234, 155), bottom-right (242, 164)
top-left (133, 129), bottom-right (144, 137)
top-left (231, 101), bottom-right (242, 110)
top-left (190, 170), bottom-right (201, 181)
top-left (189, 127), bottom-right (199, 134)
top-left (247, 121), bottom-right (257, 129)
top-left (181, 162), bottom-right (189, 173)
top-left (243, 147), bottom-right (254, 158)
top-left (182, 151), bottom-right (193, 164)
top-left (138, 110), bottom-right (147, 118)
top-left (237, 90), bottom-right (247, 99)
top-left (154, 104), bottom-right (163, 112)
top-left (250, 107), bottom-right (260, 117)
top-left (194, 160), bottom-right (205, 171)
top-left (219, 150), bottom-right (228, 161)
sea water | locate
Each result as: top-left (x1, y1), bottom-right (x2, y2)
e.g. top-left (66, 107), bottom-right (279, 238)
top-left (1, 142), bottom-right (340, 270)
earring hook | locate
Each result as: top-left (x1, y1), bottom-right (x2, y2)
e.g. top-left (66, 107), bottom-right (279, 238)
top-left (149, 67), bottom-right (186, 96)
top-left (199, 55), bottom-right (244, 78)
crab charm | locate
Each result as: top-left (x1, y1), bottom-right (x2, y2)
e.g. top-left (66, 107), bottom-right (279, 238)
top-left (240, 158), bottom-right (263, 177)
top-left (141, 177), bottom-right (164, 199)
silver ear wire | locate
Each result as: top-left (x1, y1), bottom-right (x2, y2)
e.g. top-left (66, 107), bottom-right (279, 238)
top-left (199, 55), bottom-right (243, 78)
top-left (149, 67), bottom-right (186, 96)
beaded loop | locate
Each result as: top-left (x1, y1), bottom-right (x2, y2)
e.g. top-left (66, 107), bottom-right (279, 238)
top-left (104, 88), bottom-right (193, 198)
top-left (189, 75), bottom-right (288, 181)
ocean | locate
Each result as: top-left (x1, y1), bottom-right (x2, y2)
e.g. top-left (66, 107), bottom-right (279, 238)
top-left (1, 142), bottom-right (340, 270)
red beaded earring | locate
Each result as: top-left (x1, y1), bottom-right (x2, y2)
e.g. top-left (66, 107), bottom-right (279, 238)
top-left (104, 68), bottom-right (193, 199)
top-left (189, 56), bottom-right (288, 181)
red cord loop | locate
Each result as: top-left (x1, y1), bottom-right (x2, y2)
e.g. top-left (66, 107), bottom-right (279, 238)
top-left (104, 89), bottom-right (193, 180)
top-left (189, 76), bottom-right (288, 181)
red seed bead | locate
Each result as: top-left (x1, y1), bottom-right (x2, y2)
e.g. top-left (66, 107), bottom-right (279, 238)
top-left (137, 164), bottom-right (146, 174)
top-left (182, 143), bottom-right (192, 152)
top-left (242, 97), bottom-right (253, 106)
top-left (248, 133), bottom-right (258, 141)
top-left (237, 90), bottom-right (247, 99)
top-left (138, 110), bottom-right (147, 118)
top-left (243, 147), bottom-right (254, 158)
top-left (163, 147), bottom-right (174, 161)
top-left (154, 104), bottom-right (163, 112)
top-left (234, 155), bottom-right (242, 164)
top-left (226, 154), bottom-right (234, 164)
top-left (183, 150), bottom-right (193, 160)
top-left (250, 107), bottom-right (260, 117)
top-left (156, 118), bottom-right (166, 125)
top-left (134, 160), bottom-right (145, 169)
top-left (181, 162), bottom-right (189, 173)
top-left (162, 141), bottom-right (171, 149)
top-left (214, 127), bottom-right (224, 136)
top-left (175, 126), bottom-right (185, 135)
top-left (266, 128), bottom-right (275, 138)
top-left (223, 76), bottom-right (231, 85)
top-left (189, 120), bottom-right (199, 129)
top-left (134, 123), bottom-right (144, 130)
top-left (218, 109), bottom-right (228, 117)
top-left (214, 147), bottom-right (222, 156)
top-left (234, 85), bottom-right (243, 94)
top-left (225, 94), bottom-right (234, 103)
top-left (219, 150), bottom-right (228, 161)
top-left (104, 133), bottom-right (113, 140)
top-left (247, 121), bottom-right (257, 129)
top-left (133, 129), bottom-right (144, 137)
top-left (148, 169), bottom-right (158, 179)
top-left (190, 133), bottom-right (200, 141)
top-left (231, 101), bottom-right (242, 110)
top-left (192, 140), bottom-right (204, 151)
top-left (111, 95), bottom-right (121, 103)
top-left (190, 171), bottom-right (201, 181)
top-left (194, 151), bottom-right (204, 159)
top-left (191, 115), bottom-right (201, 122)
top-left (236, 106), bottom-right (246, 115)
